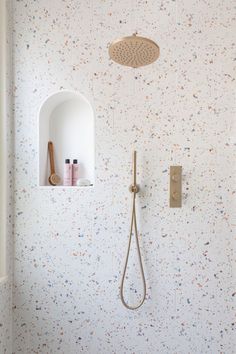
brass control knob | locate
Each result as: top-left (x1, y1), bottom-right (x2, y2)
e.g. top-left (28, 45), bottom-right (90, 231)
top-left (171, 174), bottom-right (179, 182)
top-left (172, 191), bottom-right (179, 200)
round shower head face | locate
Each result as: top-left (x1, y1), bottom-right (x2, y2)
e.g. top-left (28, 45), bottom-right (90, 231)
top-left (109, 35), bottom-right (160, 68)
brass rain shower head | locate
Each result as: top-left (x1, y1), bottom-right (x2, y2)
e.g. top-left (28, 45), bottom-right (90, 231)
top-left (109, 33), bottom-right (160, 68)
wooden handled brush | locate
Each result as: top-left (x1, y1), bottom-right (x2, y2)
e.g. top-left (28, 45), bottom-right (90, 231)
top-left (48, 141), bottom-right (61, 186)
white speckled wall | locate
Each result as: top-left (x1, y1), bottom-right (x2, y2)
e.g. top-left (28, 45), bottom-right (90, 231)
top-left (10, 0), bottom-right (236, 353)
top-left (0, 1), bottom-right (13, 353)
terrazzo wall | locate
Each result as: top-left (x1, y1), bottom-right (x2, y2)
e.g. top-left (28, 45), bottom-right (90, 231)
top-left (0, 282), bottom-right (12, 353)
top-left (0, 1), bottom-right (13, 353)
top-left (10, 0), bottom-right (236, 353)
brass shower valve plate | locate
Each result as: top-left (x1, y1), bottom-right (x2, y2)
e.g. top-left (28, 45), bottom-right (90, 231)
top-left (170, 166), bottom-right (182, 208)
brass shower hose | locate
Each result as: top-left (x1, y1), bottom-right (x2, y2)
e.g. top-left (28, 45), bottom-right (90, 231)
top-left (120, 151), bottom-right (147, 310)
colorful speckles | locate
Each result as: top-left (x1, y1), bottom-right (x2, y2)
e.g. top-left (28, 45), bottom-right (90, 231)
top-left (0, 0), bottom-right (235, 353)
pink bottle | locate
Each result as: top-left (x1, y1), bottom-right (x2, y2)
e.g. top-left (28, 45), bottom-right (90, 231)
top-left (63, 159), bottom-right (72, 186)
top-left (72, 159), bottom-right (79, 186)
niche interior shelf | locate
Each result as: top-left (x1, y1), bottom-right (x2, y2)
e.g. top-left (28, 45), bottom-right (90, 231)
top-left (39, 90), bottom-right (94, 187)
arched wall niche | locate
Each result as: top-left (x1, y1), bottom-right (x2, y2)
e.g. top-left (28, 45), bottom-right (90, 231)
top-left (39, 90), bottom-right (94, 187)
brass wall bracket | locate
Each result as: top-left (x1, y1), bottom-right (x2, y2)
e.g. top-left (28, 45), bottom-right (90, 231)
top-left (129, 184), bottom-right (139, 193)
top-left (170, 166), bottom-right (182, 208)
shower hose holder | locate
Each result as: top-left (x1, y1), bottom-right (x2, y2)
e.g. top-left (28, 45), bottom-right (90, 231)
top-left (129, 184), bottom-right (139, 193)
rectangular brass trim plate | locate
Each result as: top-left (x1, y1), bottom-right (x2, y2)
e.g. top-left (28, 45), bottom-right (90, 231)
top-left (170, 166), bottom-right (182, 208)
